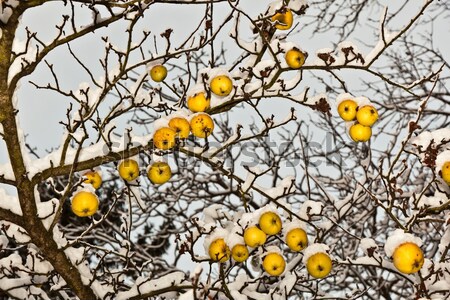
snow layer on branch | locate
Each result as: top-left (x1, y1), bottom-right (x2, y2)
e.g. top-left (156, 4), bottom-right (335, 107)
top-left (410, 128), bottom-right (450, 150)
top-left (0, 188), bottom-right (22, 215)
top-left (360, 238), bottom-right (378, 255)
top-left (260, 175), bottom-right (296, 198)
top-left (384, 229), bottom-right (422, 257)
top-left (0, 0), bottom-right (19, 24)
top-left (417, 191), bottom-right (448, 209)
top-left (116, 271), bottom-right (186, 300)
top-left (0, 221), bottom-right (30, 243)
top-left (299, 200), bottom-right (323, 220)
top-left (288, 0), bottom-right (308, 11)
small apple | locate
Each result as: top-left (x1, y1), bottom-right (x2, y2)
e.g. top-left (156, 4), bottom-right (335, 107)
top-left (349, 123), bottom-right (372, 142)
top-left (259, 211), bottom-right (282, 235)
top-left (285, 48), bottom-right (306, 69)
top-left (147, 162), bottom-right (172, 184)
top-left (306, 252), bottom-right (332, 279)
top-left (208, 238), bottom-right (231, 263)
top-left (262, 252), bottom-right (286, 276)
top-left (190, 113), bottom-right (214, 138)
top-left (271, 8), bottom-right (293, 30)
top-left (231, 244), bottom-right (249, 263)
top-left (356, 105), bottom-right (378, 127)
top-left (210, 75), bottom-right (233, 97)
top-left (187, 92), bottom-right (210, 113)
top-left (392, 242), bottom-right (424, 274)
top-left (71, 191), bottom-right (99, 217)
top-left (286, 228), bottom-right (308, 252)
top-left (153, 127), bottom-right (176, 150)
top-left (337, 99), bottom-right (358, 121)
top-left (244, 226), bottom-right (267, 248)
top-left (82, 170), bottom-right (102, 189)
top-left (118, 159), bottom-right (140, 182)
top-left (149, 65), bottom-right (167, 82)
top-left (168, 117), bottom-right (190, 139)
top-left (440, 161), bottom-right (450, 185)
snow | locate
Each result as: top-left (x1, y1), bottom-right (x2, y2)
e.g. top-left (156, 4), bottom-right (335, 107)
top-left (37, 198), bottom-right (58, 229)
top-left (384, 229), bottom-right (422, 257)
top-left (225, 229), bottom-right (245, 249)
top-left (262, 175), bottom-right (296, 198)
top-left (0, 221), bottom-right (30, 243)
top-left (116, 271), bottom-right (186, 300)
top-left (299, 200), bottom-right (323, 220)
top-left (410, 129), bottom-right (450, 150)
top-left (417, 191), bottom-right (448, 209)
top-left (302, 243), bottom-right (330, 263)
top-left (0, 188), bottom-right (22, 215)
top-left (360, 238), bottom-right (378, 255)
top-left (436, 150), bottom-right (450, 178)
top-left (288, 0), bottom-right (308, 11)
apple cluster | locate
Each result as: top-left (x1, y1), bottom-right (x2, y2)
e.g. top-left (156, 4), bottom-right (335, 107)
top-left (205, 206), bottom-right (333, 279)
top-left (336, 94), bottom-right (379, 142)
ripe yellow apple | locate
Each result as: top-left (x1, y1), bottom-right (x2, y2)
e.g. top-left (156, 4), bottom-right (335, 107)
top-left (149, 65), bottom-right (167, 82)
top-left (271, 8), bottom-right (293, 30)
top-left (259, 211), bottom-right (282, 235)
top-left (168, 117), bottom-right (190, 139)
top-left (263, 253), bottom-right (286, 276)
top-left (285, 48), bottom-right (306, 69)
top-left (71, 191), bottom-right (99, 217)
top-left (244, 226), bottom-right (267, 248)
top-left (83, 171), bottom-right (102, 189)
top-left (118, 159), bottom-right (140, 182)
top-left (187, 92), bottom-right (210, 113)
top-left (286, 228), bottom-right (308, 252)
top-left (337, 99), bottom-right (358, 121)
top-left (147, 162), bottom-right (172, 184)
top-left (356, 105), bottom-right (378, 127)
top-left (349, 123), bottom-right (372, 142)
top-left (210, 75), bottom-right (233, 97)
top-left (153, 127), bottom-right (176, 150)
top-left (190, 113), bottom-right (214, 138)
top-left (231, 244), bottom-right (249, 262)
top-left (306, 252), bottom-right (332, 279)
top-left (208, 238), bottom-right (231, 263)
top-left (392, 242), bottom-right (424, 274)
top-left (440, 161), bottom-right (450, 185)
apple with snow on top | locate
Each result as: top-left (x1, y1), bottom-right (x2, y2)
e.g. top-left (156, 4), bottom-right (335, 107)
top-left (392, 242), bottom-right (424, 274)
top-left (263, 252), bottom-right (286, 276)
top-left (244, 226), bottom-right (267, 248)
top-left (118, 159), bottom-right (140, 182)
top-left (259, 211), bottom-right (282, 235)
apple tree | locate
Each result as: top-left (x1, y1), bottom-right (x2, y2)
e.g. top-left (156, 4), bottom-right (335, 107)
top-left (0, 0), bottom-right (449, 299)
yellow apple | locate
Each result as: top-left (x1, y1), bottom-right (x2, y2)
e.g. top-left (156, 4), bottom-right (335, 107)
top-left (149, 65), bottom-right (167, 82)
top-left (244, 226), bottom-right (267, 248)
top-left (259, 211), bottom-right (282, 235)
top-left (147, 162), bottom-right (172, 184)
top-left (356, 105), bottom-right (378, 127)
top-left (208, 238), bottom-right (231, 263)
top-left (306, 252), bottom-right (332, 279)
top-left (349, 123), bottom-right (372, 142)
top-left (231, 244), bottom-right (249, 263)
top-left (82, 171), bottom-right (102, 189)
top-left (168, 117), bottom-right (190, 139)
top-left (285, 48), bottom-right (306, 69)
top-left (187, 92), bottom-right (210, 113)
top-left (392, 242), bottom-right (424, 274)
top-left (153, 127), bottom-right (176, 150)
top-left (271, 8), bottom-right (293, 30)
top-left (440, 161), bottom-right (450, 185)
top-left (190, 113), bottom-right (214, 138)
top-left (71, 191), bottom-right (99, 217)
top-left (210, 75), bottom-right (233, 97)
top-left (263, 253), bottom-right (286, 276)
top-left (286, 228), bottom-right (308, 252)
top-left (337, 99), bottom-right (358, 121)
top-left (118, 159), bottom-right (140, 182)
